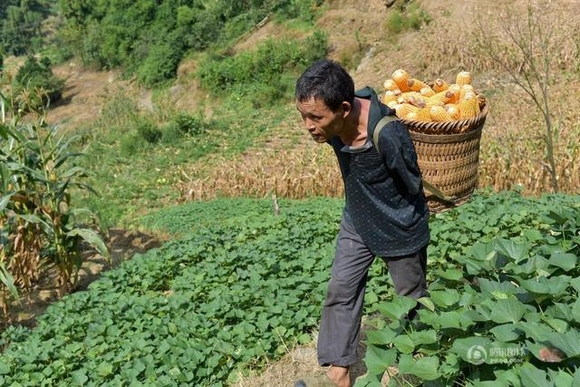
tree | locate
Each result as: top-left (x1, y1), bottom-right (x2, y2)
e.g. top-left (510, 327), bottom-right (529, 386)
top-left (474, 2), bottom-right (579, 192)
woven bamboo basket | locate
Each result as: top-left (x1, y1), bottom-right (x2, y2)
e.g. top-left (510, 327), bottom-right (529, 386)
top-left (401, 103), bottom-right (489, 213)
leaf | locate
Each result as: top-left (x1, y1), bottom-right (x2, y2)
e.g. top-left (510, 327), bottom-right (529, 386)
top-left (490, 298), bottom-right (527, 324)
top-left (548, 369), bottom-right (574, 386)
top-left (97, 362), bottom-right (113, 377)
top-left (392, 334), bottom-right (415, 354)
top-left (397, 353), bottom-right (440, 381)
top-left (434, 268), bottom-right (463, 282)
top-left (0, 263), bottom-right (19, 300)
top-left (67, 228), bottom-right (110, 260)
top-left (70, 370), bottom-right (88, 386)
top-left (0, 193), bottom-right (12, 211)
top-left (417, 296), bottom-right (435, 312)
top-left (519, 363), bottom-right (552, 387)
top-left (364, 345), bottom-right (397, 376)
top-left (518, 321), bottom-right (555, 341)
top-left (544, 330), bottom-right (580, 357)
top-left (489, 323), bottom-right (522, 342)
top-left (541, 317), bottom-right (568, 333)
top-left (429, 289), bottom-right (461, 308)
top-left (449, 336), bottom-right (493, 364)
top-left (493, 238), bottom-right (531, 263)
top-left (376, 296), bottom-right (417, 321)
top-left (547, 252), bottom-right (578, 272)
top-left (516, 275), bottom-right (570, 296)
top-left (436, 311), bottom-right (475, 330)
top-left (365, 326), bottom-right (399, 345)
top-left (410, 329), bottom-right (438, 346)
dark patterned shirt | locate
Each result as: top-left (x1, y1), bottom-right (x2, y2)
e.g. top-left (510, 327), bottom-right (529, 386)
top-left (329, 87), bottom-right (430, 257)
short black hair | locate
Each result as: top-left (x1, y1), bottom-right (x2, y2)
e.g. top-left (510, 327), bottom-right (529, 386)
top-left (295, 59), bottom-right (355, 112)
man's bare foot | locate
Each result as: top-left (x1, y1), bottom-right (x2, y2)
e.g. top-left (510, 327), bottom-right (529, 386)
top-left (327, 365), bottom-right (351, 387)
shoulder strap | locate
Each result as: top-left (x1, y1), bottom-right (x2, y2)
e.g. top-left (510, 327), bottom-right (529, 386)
top-left (372, 114), bottom-right (456, 204)
top-left (372, 114), bottom-right (398, 153)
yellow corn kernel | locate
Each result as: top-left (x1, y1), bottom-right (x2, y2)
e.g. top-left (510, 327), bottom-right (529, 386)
top-left (459, 84), bottom-right (475, 101)
top-left (392, 69), bottom-right (411, 92)
top-left (456, 71), bottom-right (472, 86)
top-left (397, 91), bottom-right (423, 105)
top-left (383, 78), bottom-right (399, 92)
top-left (458, 91), bottom-right (480, 119)
top-left (382, 89), bottom-right (401, 105)
top-left (425, 90), bottom-right (451, 105)
top-left (445, 84), bottom-right (461, 104)
top-left (394, 103), bottom-right (419, 119)
top-left (415, 107), bottom-right (432, 122)
top-left (444, 104), bottom-right (460, 120)
top-left (433, 78), bottom-right (449, 92)
top-left (387, 100), bottom-right (398, 108)
top-left (408, 78), bottom-right (430, 92)
top-left (429, 105), bottom-right (453, 122)
top-left (419, 86), bottom-right (436, 97)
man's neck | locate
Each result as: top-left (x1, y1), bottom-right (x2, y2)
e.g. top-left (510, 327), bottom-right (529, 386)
top-left (339, 97), bottom-right (370, 147)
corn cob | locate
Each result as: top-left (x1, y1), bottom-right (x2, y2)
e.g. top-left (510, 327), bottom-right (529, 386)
top-left (433, 78), bottom-right (449, 92)
top-left (392, 69), bottom-right (411, 92)
top-left (397, 92), bottom-right (424, 106)
top-left (459, 84), bottom-right (475, 101)
top-left (394, 103), bottom-right (419, 119)
top-left (415, 107), bottom-right (432, 122)
top-left (445, 84), bottom-right (461, 104)
top-left (408, 78), bottom-right (430, 92)
top-left (383, 78), bottom-right (399, 92)
top-left (404, 108), bottom-right (431, 122)
top-left (458, 91), bottom-right (480, 119)
top-left (429, 105), bottom-right (453, 122)
top-left (444, 104), bottom-right (460, 120)
top-left (382, 89), bottom-right (401, 105)
top-left (425, 90), bottom-right (451, 105)
top-left (456, 71), bottom-right (472, 86)
top-left (419, 86), bottom-right (435, 97)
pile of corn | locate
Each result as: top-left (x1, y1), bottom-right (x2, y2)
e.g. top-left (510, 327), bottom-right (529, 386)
top-left (381, 69), bottom-right (484, 122)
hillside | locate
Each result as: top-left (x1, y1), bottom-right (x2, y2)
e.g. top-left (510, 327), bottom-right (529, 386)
top-left (4, 0), bottom-right (580, 385)
top-left (46, 0), bottom-right (480, 131)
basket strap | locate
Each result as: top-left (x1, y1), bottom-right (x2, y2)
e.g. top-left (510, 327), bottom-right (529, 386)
top-left (373, 116), bottom-right (456, 203)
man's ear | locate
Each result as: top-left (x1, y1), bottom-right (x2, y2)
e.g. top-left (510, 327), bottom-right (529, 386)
top-left (340, 101), bottom-right (352, 118)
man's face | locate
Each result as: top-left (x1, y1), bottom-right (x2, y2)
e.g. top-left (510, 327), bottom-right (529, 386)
top-left (296, 97), bottom-right (344, 143)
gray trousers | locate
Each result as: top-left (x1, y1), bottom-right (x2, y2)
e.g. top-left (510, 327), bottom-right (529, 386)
top-left (317, 216), bottom-right (428, 367)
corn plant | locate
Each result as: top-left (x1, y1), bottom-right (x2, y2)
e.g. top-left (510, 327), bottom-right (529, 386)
top-left (0, 87), bottom-right (109, 322)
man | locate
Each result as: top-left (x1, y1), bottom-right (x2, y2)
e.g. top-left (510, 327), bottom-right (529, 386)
top-left (294, 59), bottom-right (430, 387)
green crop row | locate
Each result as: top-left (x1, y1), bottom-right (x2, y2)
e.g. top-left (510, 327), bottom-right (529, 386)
top-left (1, 192), bottom-right (579, 386)
top-left (359, 191), bottom-right (580, 386)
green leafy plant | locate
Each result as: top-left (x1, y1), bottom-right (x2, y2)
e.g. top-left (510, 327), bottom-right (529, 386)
top-left (0, 197), bottom-right (343, 386)
top-left (11, 56), bottom-right (65, 109)
top-left (358, 192), bottom-right (580, 386)
top-left (384, 2), bottom-right (431, 36)
top-left (0, 88), bottom-right (109, 319)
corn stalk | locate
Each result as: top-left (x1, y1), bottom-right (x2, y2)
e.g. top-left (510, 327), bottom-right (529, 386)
top-left (0, 87), bottom-right (109, 323)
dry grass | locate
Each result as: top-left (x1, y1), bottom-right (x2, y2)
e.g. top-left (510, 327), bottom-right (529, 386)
top-left (230, 329), bottom-right (393, 387)
top-left (175, 129), bottom-right (344, 202)
top-left (176, 1), bottom-right (580, 202)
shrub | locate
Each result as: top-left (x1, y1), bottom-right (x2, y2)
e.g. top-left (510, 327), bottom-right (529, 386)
top-left (197, 32), bottom-right (328, 106)
top-left (11, 56), bottom-right (65, 109)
